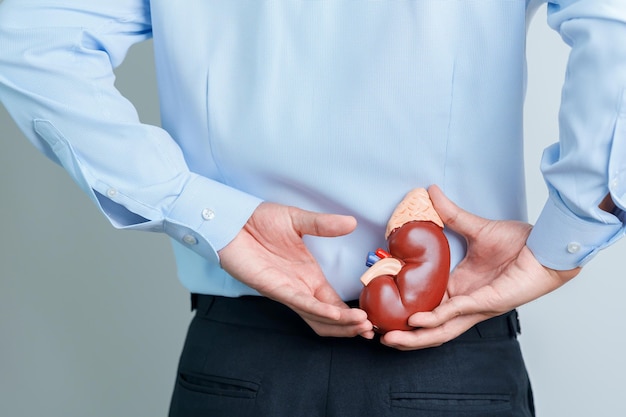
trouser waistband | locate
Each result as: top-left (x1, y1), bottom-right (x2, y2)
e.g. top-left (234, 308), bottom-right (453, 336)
top-left (190, 293), bottom-right (520, 341)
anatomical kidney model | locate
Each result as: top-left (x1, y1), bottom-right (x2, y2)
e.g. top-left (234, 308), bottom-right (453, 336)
top-left (359, 188), bottom-right (450, 334)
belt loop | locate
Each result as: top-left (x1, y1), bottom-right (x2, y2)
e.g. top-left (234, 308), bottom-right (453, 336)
top-left (508, 310), bottom-right (521, 336)
top-left (192, 294), bottom-right (216, 316)
top-left (473, 310), bottom-right (519, 339)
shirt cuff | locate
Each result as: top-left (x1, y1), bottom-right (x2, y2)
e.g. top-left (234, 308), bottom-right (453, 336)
top-left (527, 193), bottom-right (625, 270)
top-left (163, 174), bottom-right (263, 263)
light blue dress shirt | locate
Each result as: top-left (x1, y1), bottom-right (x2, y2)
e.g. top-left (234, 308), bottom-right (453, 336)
top-left (1, 0), bottom-right (625, 301)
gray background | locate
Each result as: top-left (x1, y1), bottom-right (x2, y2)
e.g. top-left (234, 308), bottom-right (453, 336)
top-left (1, 6), bottom-right (624, 416)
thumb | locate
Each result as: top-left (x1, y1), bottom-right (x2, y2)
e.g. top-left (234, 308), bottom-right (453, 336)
top-left (290, 207), bottom-right (357, 238)
top-left (428, 185), bottom-right (487, 239)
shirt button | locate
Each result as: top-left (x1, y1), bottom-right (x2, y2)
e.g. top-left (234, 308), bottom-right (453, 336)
top-left (182, 234), bottom-right (198, 245)
top-left (201, 208), bottom-right (215, 221)
top-left (566, 242), bottom-right (581, 254)
top-left (106, 188), bottom-right (118, 198)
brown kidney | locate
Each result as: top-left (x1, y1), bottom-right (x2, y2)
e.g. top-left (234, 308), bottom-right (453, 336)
top-left (359, 220), bottom-right (450, 333)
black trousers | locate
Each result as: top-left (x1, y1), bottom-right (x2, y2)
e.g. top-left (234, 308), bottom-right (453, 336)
top-left (169, 295), bottom-right (535, 417)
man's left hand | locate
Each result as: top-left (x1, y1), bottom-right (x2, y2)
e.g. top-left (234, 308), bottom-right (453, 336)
top-left (381, 185), bottom-right (580, 350)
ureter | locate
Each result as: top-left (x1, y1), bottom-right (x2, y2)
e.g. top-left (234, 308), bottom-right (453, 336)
top-left (599, 193), bottom-right (618, 215)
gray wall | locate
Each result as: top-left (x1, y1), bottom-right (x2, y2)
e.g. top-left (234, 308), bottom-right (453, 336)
top-left (1, 7), bottom-right (625, 416)
top-left (0, 37), bottom-right (190, 417)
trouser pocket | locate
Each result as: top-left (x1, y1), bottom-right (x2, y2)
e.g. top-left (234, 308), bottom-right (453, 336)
top-left (178, 371), bottom-right (259, 398)
top-left (390, 391), bottom-right (512, 415)
top-left (169, 371), bottom-right (259, 417)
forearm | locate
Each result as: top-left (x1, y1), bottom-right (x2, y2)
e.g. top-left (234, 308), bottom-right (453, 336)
top-left (0, 1), bottom-right (262, 260)
top-left (528, 0), bottom-right (626, 269)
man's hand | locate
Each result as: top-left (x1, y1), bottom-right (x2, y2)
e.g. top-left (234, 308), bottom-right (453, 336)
top-left (218, 202), bottom-right (375, 339)
top-left (381, 185), bottom-right (580, 350)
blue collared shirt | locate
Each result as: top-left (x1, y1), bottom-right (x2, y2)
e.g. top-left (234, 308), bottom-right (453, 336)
top-left (1, 0), bottom-right (625, 300)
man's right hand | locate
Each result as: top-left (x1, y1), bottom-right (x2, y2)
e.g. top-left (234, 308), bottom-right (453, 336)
top-left (218, 202), bottom-right (375, 339)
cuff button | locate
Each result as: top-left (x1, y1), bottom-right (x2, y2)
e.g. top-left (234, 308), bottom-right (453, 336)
top-left (566, 242), bottom-right (581, 254)
top-left (183, 234), bottom-right (198, 245)
top-left (201, 208), bottom-right (215, 221)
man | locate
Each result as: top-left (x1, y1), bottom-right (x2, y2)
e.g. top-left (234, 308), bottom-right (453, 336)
top-left (1, 0), bottom-right (624, 415)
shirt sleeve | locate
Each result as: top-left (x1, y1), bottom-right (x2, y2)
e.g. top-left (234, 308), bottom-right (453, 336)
top-left (527, 0), bottom-right (626, 270)
top-left (0, 0), bottom-right (262, 263)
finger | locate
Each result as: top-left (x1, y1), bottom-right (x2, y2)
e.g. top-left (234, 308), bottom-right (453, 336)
top-left (286, 287), bottom-right (371, 326)
top-left (428, 185), bottom-right (487, 239)
top-left (359, 329), bottom-right (376, 340)
top-left (314, 279), bottom-right (353, 309)
top-left (304, 315), bottom-right (374, 338)
top-left (407, 295), bottom-right (482, 328)
top-left (290, 207), bottom-right (357, 238)
top-left (298, 303), bottom-right (370, 327)
top-left (286, 291), bottom-right (344, 322)
top-left (381, 313), bottom-right (484, 350)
